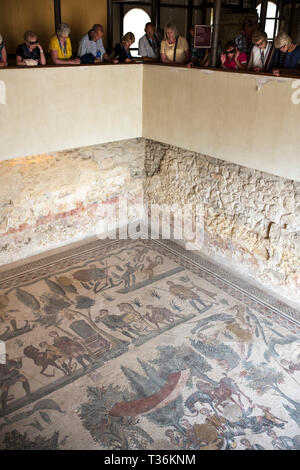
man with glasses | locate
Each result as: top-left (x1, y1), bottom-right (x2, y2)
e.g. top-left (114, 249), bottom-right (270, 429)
top-left (220, 41), bottom-right (247, 70)
top-left (138, 22), bottom-right (161, 62)
top-left (16, 31), bottom-right (46, 66)
top-left (247, 31), bottom-right (274, 72)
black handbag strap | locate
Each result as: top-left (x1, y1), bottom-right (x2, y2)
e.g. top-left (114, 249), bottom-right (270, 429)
top-left (173, 37), bottom-right (179, 62)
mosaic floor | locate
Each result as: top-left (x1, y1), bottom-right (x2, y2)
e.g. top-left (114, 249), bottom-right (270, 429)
top-left (0, 237), bottom-right (299, 450)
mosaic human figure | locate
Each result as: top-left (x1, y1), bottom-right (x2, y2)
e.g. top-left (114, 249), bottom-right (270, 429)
top-left (240, 438), bottom-right (265, 450)
top-left (232, 406), bottom-right (286, 434)
top-left (142, 255), bottom-right (163, 280)
top-left (39, 341), bottom-right (72, 375)
top-left (23, 345), bottom-right (69, 377)
top-left (267, 430), bottom-right (300, 450)
top-left (117, 303), bottom-right (151, 332)
top-left (166, 281), bottom-right (212, 313)
top-left (180, 418), bottom-right (223, 450)
top-left (120, 262), bottom-right (143, 289)
top-left (0, 354), bottom-right (31, 412)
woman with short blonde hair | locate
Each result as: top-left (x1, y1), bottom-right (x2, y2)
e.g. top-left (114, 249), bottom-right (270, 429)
top-left (274, 32), bottom-right (292, 49)
top-left (121, 32), bottom-right (135, 45)
top-left (160, 22), bottom-right (189, 65)
top-left (113, 32), bottom-right (135, 63)
top-left (16, 30), bottom-right (46, 66)
top-left (163, 23), bottom-right (178, 40)
top-left (269, 32), bottom-right (300, 76)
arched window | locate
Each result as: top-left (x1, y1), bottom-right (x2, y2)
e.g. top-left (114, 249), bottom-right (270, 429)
top-left (256, 2), bottom-right (279, 40)
top-left (123, 8), bottom-right (151, 53)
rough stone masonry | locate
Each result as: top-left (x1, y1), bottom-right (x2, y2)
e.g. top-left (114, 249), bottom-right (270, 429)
top-left (144, 139), bottom-right (300, 304)
top-left (0, 137), bottom-right (299, 304)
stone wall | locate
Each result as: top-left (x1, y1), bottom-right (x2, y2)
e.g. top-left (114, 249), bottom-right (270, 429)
top-left (143, 139), bottom-right (300, 304)
top-left (1, 136), bottom-right (299, 304)
top-left (0, 139), bottom-right (145, 265)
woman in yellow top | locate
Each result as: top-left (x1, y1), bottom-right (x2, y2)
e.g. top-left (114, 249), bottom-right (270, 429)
top-left (49, 23), bottom-right (81, 65)
top-left (160, 23), bottom-right (190, 65)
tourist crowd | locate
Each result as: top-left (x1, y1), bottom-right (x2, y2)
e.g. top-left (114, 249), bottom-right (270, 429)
top-left (0, 18), bottom-right (299, 77)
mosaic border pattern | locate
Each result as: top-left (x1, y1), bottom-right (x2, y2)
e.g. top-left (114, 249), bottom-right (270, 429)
top-left (0, 235), bottom-right (299, 329)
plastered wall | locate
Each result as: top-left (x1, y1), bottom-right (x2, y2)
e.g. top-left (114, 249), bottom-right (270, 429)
top-left (61, 0), bottom-right (108, 50)
top-left (0, 0), bottom-right (54, 54)
top-left (0, 64), bottom-right (299, 181)
top-left (0, 65), bottom-right (142, 160)
top-left (0, 0), bottom-right (108, 54)
top-left (142, 65), bottom-right (300, 182)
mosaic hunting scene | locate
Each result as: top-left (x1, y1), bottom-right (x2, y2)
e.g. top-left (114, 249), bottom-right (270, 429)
top-left (0, 238), bottom-right (299, 450)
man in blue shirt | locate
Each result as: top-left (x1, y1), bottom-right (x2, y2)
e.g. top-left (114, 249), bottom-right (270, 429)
top-left (138, 22), bottom-right (161, 62)
top-left (78, 24), bottom-right (111, 64)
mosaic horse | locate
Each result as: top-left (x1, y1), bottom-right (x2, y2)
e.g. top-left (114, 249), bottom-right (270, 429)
top-left (186, 377), bottom-right (252, 413)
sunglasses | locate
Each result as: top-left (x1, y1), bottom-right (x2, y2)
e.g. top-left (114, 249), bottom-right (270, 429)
top-left (28, 40), bottom-right (38, 45)
top-left (225, 49), bottom-right (235, 55)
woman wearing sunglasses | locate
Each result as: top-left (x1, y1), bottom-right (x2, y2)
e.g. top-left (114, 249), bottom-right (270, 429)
top-left (220, 40), bottom-right (247, 71)
top-left (16, 31), bottom-right (46, 66)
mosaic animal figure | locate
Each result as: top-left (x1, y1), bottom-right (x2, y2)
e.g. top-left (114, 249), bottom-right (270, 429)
top-left (185, 390), bottom-right (218, 414)
top-left (195, 376), bottom-right (252, 411)
top-left (23, 345), bottom-right (69, 377)
top-left (48, 331), bottom-right (93, 369)
top-left (96, 309), bottom-right (140, 339)
top-left (72, 265), bottom-right (106, 285)
top-left (166, 281), bottom-right (211, 313)
top-left (72, 265), bottom-right (119, 292)
top-left (145, 305), bottom-right (184, 329)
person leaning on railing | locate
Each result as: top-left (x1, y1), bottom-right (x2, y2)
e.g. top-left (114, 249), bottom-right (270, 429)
top-left (247, 31), bottom-right (274, 73)
top-left (49, 23), bottom-right (81, 65)
top-left (0, 34), bottom-right (7, 67)
top-left (113, 32), bottom-right (135, 63)
top-left (268, 32), bottom-right (300, 76)
top-left (16, 31), bottom-right (46, 66)
top-left (78, 24), bottom-right (111, 64)
top-left (220, 41), bottom-right (247, 71)
top-left (138, 22), bottom-right (161, 62)
top-left (160, 23), bottom-right (190, 65)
